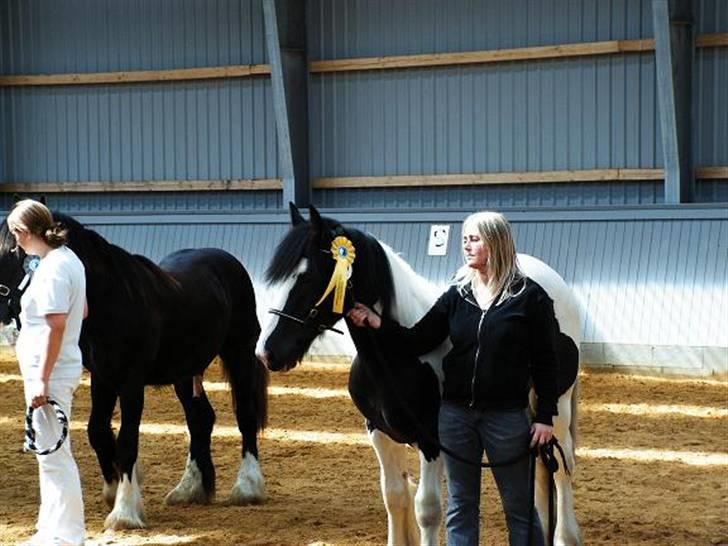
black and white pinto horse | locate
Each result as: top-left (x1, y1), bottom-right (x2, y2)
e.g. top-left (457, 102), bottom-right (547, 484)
top-left (256, 204), bottom-right (582, 546)
top-left (0, 213), bottom-right (269, 530)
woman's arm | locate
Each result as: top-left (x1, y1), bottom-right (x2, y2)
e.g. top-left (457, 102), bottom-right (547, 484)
top-left (28, 312), bottom-right (67, 408)
top-left (529, 290), bottom-right (560, 427)
top-left (347, 289), bottom-right (452, 357)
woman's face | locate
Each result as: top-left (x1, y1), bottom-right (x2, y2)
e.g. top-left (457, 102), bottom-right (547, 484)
top-left (9, 225), bottom-right (30, 253)
top-left (462, 224), bottom-right (490, 272)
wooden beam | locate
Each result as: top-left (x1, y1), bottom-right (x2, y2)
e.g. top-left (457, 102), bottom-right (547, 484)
top-left (309, 34), bottom-right (727, 74)
top-left (696, 33), bottom-right (728, 48)
top-left (313, 169), bottom-right (666, 189)
top-left (0, 64), bottom-right (271, 87)
top-left (310, 39), bottom-right (654, 73)
top-left (696, 167), bottom-right (728, 179)
top-left (1, 168), bottom-right (722, 194)
top-left (0, 179), bottom-right (283, 193)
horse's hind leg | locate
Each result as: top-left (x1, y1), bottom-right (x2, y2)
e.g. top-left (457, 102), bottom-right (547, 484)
top-left (534, 386), bottom-right (583, 546)
top-left (221, 340), bottom-right (268, 505)
top-left (165, 377), bottom-right (216, 505)
top-left (415, 452), bottom-right (443, 545)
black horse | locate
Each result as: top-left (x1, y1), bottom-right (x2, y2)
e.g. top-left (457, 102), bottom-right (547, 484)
top-left (0, 212), bottom-right (269, 530)
top-left (256, 204), bottom-right (582, 546)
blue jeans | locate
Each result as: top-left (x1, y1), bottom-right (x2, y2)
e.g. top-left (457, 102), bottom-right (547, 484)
top-left (439, 402), bottom-right (544, 546)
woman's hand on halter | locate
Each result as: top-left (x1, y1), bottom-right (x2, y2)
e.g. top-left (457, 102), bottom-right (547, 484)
top-left (530, 422), bottom-right (553, 449)
top-left (347, 303), bottom-right (381, 329)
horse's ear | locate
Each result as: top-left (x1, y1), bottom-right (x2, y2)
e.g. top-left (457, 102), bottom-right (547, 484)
top-left (289, 202), bottom-right (306, 226)
top-left (12, 193), bottom-right (21, 204)
top-left (38, 195), bottom-right (47, 205)
top-left (308, 205), bottom-right (323, 237)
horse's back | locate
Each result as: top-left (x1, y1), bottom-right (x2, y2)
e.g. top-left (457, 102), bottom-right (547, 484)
top-left (517, 253), bottom-right (581, 345)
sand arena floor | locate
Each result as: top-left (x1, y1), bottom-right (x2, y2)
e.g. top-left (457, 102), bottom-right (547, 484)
top-left (0, 348), bottom-right (726, 545)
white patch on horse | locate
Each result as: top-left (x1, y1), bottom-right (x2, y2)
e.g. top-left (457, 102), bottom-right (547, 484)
top-left (104, 463), bottom-right (146, 530)
top-left (369, 429), bottom-right (420, 546)
top-left (256, 258), bottom-right (308, 358)
top-left (165, 455), bottom-right (210, 505)
top-left (517, 254), bottom-right (582, 345)
top-left (379, 242), bottom-right (451, 386)
top-left (231, 452), bottom-right (266, 505)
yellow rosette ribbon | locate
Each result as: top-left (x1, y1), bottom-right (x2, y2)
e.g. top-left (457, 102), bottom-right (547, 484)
top-left (315, 236), bottom-right (356, 314)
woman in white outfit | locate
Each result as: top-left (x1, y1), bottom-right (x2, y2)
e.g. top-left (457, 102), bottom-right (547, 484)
top-left (8, 199), bottom-right (87, 546)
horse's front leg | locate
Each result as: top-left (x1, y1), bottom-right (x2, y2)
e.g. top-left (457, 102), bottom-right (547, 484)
top-left (104, 386), bottom-right (147, 530)
top-left (87, 375), bottom-right (119, 508)
top-left (165, 376), bottom-right (216, 505)
top-left (369, 429), bottom-right (419, 546)
top-left (414, 451), bottom-right (443, 546)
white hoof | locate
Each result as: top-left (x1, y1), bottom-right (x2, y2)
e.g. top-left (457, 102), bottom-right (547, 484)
top-left (230, 453), bottom-right (266, 505)
top-left (104, 465), bottom-right (146, 530)
top-left (165, 456), bottom-right (212, 505)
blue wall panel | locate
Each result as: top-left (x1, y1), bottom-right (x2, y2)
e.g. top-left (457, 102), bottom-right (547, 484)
top-left (696, 48), bottom-right (728, 167)
top-left (310, 57), bottom-right (661, 178)
top-left (0, 0), bottom-right (278, 212)
top-left (1, 79), bottom-right (277, 183)
top-left (314, 181), bottom-right (665, 209)
top-left (307, 0), bottom-right (667, 207)
top-left (0, 0), bottom-right (268, 74)
top-left (308, 0), bottom-right (653, 60)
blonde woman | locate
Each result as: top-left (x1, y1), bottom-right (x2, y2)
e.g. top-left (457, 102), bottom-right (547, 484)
top-left (8, 199), bottom-right (87, 546)
top-left (348, 211), bottom-right (559, 546)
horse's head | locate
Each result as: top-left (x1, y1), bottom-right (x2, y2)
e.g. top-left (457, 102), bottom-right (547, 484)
top-left (256, 205), bottom-right (376, 371)
top-left (0, 219), bottom-right (28, 326)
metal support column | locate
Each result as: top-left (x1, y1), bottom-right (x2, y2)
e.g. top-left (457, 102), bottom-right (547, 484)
top-left (652, 0), bottom-right (695, 203)
top-left (263, 0), bottom-right (310, 208)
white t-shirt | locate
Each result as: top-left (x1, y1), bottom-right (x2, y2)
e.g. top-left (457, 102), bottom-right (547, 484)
top-left (16, 246), bottom-right (86, 380)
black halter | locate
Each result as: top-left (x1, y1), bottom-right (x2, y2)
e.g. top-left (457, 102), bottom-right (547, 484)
top-left (0, 254), bottom-right (40, 329)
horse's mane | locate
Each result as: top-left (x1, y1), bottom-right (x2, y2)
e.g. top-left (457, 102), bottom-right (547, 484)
top-left (0, 222), bottom-right (16, 255)
top-left (265, 223), bottom-right (310, 283)
top-left (53, 213), bottom-right (181, 305)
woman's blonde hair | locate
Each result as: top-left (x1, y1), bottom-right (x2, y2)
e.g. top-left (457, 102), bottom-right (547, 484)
top-left (452, 211), bottom-right (524, 304)
top-left (7, 199), bottom-right (67, 248)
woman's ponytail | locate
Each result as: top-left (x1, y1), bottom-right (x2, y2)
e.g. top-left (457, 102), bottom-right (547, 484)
top-left (43, 221), bottom-right (68, 248)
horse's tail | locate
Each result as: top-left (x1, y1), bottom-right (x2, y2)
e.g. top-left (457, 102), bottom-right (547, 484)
top-left (570, 374), bottom-right (580, 451)
top-left (221, 338), bottom-right (270, 432)
top-left (220, 260), bottom-right (269, 433)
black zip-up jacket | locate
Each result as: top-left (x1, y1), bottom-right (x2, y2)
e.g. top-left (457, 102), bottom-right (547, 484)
top-left (379, 276), bottom-right (560, 425)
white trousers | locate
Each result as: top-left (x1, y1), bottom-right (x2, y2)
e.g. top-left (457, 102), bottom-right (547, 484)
top-left (23, 375), bottom-right (85, 546)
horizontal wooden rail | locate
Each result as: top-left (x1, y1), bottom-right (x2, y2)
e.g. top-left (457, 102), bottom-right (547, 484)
top-left (2, 34), bottom-right (725, 87)
top-left (1, 168), bottom-right (724, 194)
top-left (0, 64), bottom-right (271, 87)
top-left (314, 167), bottom-right (728, 189)
top-left (310, 33), bottom-right (728, 74)
top-left (313, 169), bottom-right (665, 189)
top-left (0, 179), bottom-right (282, 193)
top-left (696, 167), bottom-right (728, 179)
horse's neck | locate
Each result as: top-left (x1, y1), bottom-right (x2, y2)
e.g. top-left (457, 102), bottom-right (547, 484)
top-left (379, 243), bottom-right (441, 328)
